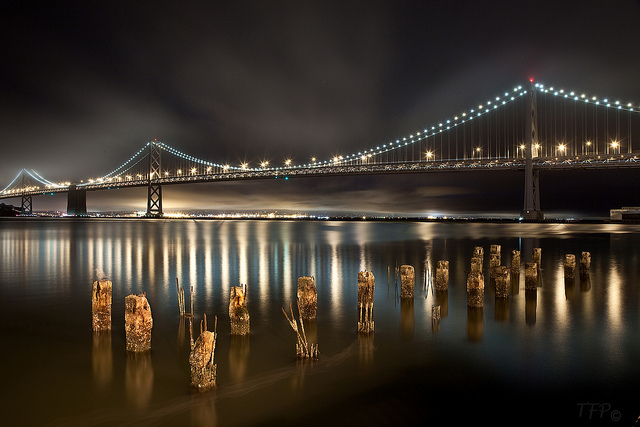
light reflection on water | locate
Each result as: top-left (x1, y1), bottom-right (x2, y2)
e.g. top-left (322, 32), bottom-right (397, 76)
top-left (1, 219), bottom-right (640, 425)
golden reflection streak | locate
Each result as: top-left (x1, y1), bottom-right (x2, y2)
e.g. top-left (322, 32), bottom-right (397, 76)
top-left (554, 259), bottom-right (569, 351)
top-left (204, 225), bottom-right (213, 306)
top-left (258, 226), bottom-right (269, 313)
top-left (607, 261), bottom-right (623, 338)
top-left (189, 227), bottom-right (197, 307)
top-left (136, 238), bottom-right (143, 293)
top-left (220, 223), bottom-right (230, 298)
top-left (238, 223), bottom-right (248, 286)
top-left (283, 241), bottom-right (292, 298)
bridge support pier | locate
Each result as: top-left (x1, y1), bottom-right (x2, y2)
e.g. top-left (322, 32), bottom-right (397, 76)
top-left (522, 81), bottom-right (544, 220)
top-left (67, 184), bottom-right (87, 216)
top-left (146, 183), bottom-right (163, 217)
top-left (21, 194), bottom-right (32, 215)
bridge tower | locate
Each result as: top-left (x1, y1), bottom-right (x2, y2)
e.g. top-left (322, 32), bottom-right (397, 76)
top-left (522, 81), bottom-right (544, 220)
top-left (146, 140), bottom-right (163, 217)
top-left (20, 172), bottom-right (32, 215)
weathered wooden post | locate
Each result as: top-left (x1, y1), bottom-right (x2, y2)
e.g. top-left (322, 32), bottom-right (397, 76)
top-left (489, 245), bottom-right (501, 277)
top-left (357, 271), bottom-right (375, 333)
top-left (580, 251), bottom-right (591, 276)
top-left (92, 279), bottom-right (112, 331)
top-left (467, 272), bottom-right (484, 307)
top-left (125, 293), bottom-right (153, 352)
top-left (532, 248), bottom-right (542, 268)
top-left (564, 254), bottom-right (576, 280)
top-left (524, 262), bottom-right (538, 290)
top-left (297, 276), bottom-right (317, 320)
top-left (229, 285), bottom-right (250, 335)
top-left (400, 265), bottom-right (415, 298)
top-left (190, 314), bottom-right (217, 392)
top-left (511, 250), bottom-right (521, 275)
top-left (470, 256), bottom-right (483, 275)
top-left (473, 246), bottom-right (484, 264)
top-left (435, 260), bottom-right (449, 291)
top-left (495, 265), bottom-right (510, 298)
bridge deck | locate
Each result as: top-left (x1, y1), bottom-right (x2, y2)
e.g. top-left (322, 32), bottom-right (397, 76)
top-left (2, 153), bottom-right (639, 199)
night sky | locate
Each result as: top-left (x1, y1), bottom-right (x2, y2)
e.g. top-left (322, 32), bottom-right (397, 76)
top-left (2, 0), bottom-right (640, 217)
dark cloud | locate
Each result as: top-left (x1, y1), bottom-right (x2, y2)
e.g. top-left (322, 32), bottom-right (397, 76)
top-left (2, 1), bottom-right (640, 217)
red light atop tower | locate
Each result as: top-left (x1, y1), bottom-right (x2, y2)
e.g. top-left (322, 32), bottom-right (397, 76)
top-left (529, 78), bottom-right (534, 83)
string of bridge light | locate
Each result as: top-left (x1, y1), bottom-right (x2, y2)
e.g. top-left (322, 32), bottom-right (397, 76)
top-left (1, 169), bottom-right (66, 194)
top-left (155, 141), bottom-right (243, 171)
top-left (533, 82), bottom-right (640, 113)
top-left (100, 141), bottom-right (152, 179)
top-left (301, 85), bottom-right (527, 168)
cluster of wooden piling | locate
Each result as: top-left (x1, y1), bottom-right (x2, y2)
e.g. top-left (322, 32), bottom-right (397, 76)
top-left (563, 251), bottom-right (591, 280)
top-left (189, 314), bottom-right (217, 392)
top-left (93, 244), bottom-right (595, 391)
top-left (229, 285), bottom-right (250, 335)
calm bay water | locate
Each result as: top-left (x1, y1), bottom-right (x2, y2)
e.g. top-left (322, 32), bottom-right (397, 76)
top-left (1, 218), bottom-right (640, 426)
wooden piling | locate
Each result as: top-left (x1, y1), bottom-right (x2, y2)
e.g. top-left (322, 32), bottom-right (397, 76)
top-left (473, 246), bottom-right (484, 264)
top-left (435, 260), bottom-right (449, 291)
top-left (400, 265), bottom-right (415, 298)
top-left (92, 279), bottom-right (112, 331)
top-left (229, 285), bottom-right (250, 335)
top-left (466, 272), bottom-right (484, 307)
top-left (511, 250), bottom-right (521, 275)
top-left (124, 293), bottom-right (153, 352)
top-left (495, 265), bottom-right (510, 298)
top-left (189, 314), bottom-right (217, 392)
top-left (532, 248), bottom-right (542, 268)
top-left (524, 262), bottom-right (538, 290)
top-left (564, 254), bottom-right (576, 279)
top-left (580, 251), bottom-right (591, 275)
top-left (357, 271), bottom-right (375, 333)
top-left (470, 256), bottom-right (483, 275)
top-left (297, 276), bottom-right (317, 320)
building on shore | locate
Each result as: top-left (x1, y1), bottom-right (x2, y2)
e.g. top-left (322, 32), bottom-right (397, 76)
top-left (610, 207), bottom-right (640, 221)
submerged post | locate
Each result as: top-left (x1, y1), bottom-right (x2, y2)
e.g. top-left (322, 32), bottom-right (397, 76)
top-left (125, 293), bottom-right (153, 352)
top-left (229, 285), bottom-right (250, 335)
top-left (357, 271), bottom-right (375, 333)
top-left (92, 279), bottom-right (112, 331)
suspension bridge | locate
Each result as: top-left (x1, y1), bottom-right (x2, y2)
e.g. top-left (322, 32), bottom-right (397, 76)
top-left (3, 81), bottom-right (640, 219)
